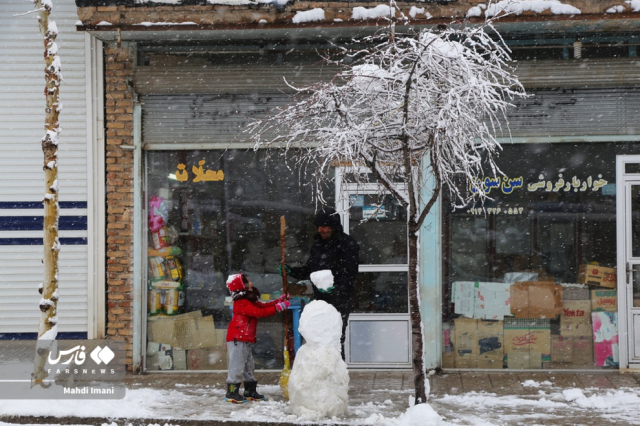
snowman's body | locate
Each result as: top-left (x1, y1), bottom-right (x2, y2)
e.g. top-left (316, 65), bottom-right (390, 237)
top-left (288, 300), bottom-right (349, 417)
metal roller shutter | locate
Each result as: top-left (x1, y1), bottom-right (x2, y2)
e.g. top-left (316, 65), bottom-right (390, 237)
top-left (141, 93), bottom-right (292, 146)
top-left (134, 62), bottom-right (341, 95)
top-left (142, 88), bottom-right (640, 145)
top-left (138, 57), bottom-right (640, 145)
top-left (0, 0), bottom-right (90, 335)
top-left (514, 58), bottom-right (640, 89)
top-left (504, 88), bottom-right (640, 137)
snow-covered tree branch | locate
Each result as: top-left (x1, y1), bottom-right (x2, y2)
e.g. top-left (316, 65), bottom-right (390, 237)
top-left (248, 18), bottom-right (526, 405)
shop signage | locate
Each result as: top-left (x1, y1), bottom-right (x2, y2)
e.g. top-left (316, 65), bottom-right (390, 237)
top-left (174, 160), bottom-right (224, 182)
top-left (470, 175), bottom-right (523, 194)
top-left (527, 174), bottom-right (608, 193)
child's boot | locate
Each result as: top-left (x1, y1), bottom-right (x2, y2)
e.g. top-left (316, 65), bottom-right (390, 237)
top-left (225, 383), bottom-right (246, 404)
top-left (243, 381), bottom-right (265, 401)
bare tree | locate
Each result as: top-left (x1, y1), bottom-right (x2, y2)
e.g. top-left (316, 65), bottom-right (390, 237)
top-left (24, 0), bottom-right (62, 387)
top-left (248, 18), bottom-right (525, 404)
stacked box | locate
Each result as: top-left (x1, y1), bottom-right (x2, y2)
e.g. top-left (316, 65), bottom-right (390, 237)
top-left (504, 318), bottom-right (551, 369)
top-left (453, 318), bottom-right (504, 369)
top-left (454, 318), bottom-right (477, 368)
top-left (551, 286), bottom-right (594, 365)
top-left (510, 282), bottom-right (563, 319)
top-left (578, 265), bottom-right (617, 288)
top-left (591, 290), bottom-right (617, 312)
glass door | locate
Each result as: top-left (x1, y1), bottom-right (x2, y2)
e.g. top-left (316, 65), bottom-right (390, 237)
top-left (616, 156), bottom-right (640, 369)
top-left (336, 169), bottom-right (411, 367)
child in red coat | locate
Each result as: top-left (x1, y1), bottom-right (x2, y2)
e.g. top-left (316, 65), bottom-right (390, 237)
top-left (225, 273), bottom-right (290, 403)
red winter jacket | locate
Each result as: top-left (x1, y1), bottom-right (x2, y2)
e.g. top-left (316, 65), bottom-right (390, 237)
top-left (226, 297), bottom-right (279, 344)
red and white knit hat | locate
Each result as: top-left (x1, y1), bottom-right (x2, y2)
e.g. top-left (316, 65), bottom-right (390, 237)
top-left (226, 273), bottom-right (245, 292)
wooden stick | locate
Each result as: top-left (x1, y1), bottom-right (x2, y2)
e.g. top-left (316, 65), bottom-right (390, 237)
top-left (280, 216), bottom-right (289, 349)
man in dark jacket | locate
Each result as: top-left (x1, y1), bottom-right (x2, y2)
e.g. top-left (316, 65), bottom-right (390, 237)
top-left (280, 207), bottom-right (360, 360)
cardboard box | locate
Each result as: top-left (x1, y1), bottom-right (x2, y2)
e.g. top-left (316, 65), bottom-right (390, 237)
top-left (452, 281), bottom-right (511, 320)
top-left (475, 283), bottom-right (512, 320)
top-left (560, 300), bottom-right (592, 337)
top-left (454, 319), bottom-right (504, 368)
top-left (563, 286), bottom-right (590, 301)
top-left (504, 318), bottom-right (551, 369)
top-left (572, 336), bottom-right (594, 365)
top-left (477, 320), bottom-right (504, 359)
top-left (591, 290), bottom-right (617, 312)
top-left (592, 311), bottom-right (619, 367)
top-left (187, 346), bottom-right (228, 370)
top-left (147, 310), bottom-right (217, 350)
top-left (442, 352), bottom-right (456, 368)
top-left (551, 336), bottom-right (573, 362)
top-left (510, 281), bottom-right (563, 319)
top-left (477, 357), bottom-right (503, 369)
top-left (452, 282), bottom-right (476, 318)
top-left (508, 351), bottom-right (542, 369)
top-left (549, 335), bottom-right (594, 364)
top-left (578, 265), bottom-right (617, 288)
top-left (454, 318), bottom-right (477, 365)
top-left (215, 329), bottom-right (227, 346)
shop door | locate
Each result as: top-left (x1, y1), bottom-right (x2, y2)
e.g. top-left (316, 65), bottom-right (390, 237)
top-left (336, 170), bottom-right (411, 368)
top-left (616, 155), bottom-right (640, 369)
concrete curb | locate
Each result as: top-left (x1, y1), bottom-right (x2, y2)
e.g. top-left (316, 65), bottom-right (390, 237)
top-left (0, 416), bottom-right (329, 426)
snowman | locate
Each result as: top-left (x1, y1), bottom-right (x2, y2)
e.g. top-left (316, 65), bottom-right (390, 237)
top-left (287, 299), bottom-right (349, 418)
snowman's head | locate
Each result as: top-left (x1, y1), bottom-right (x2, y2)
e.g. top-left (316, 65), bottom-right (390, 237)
top-left (298, 300), bottom-right (342, 349)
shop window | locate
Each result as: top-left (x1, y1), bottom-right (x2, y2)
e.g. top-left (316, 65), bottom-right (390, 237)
top-left (144, 149), bottom-right (323, 371)
top-left (442, 142), bottom-right (636, 370)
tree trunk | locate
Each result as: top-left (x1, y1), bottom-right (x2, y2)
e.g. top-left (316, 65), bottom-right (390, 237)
top-left (408, 223), bottom-right (427, 404)
top-left (32, 0), bottom-right (61, 387)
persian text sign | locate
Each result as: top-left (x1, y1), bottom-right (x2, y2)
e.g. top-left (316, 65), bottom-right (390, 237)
top-left (0, 340), bottom-right (126, 399)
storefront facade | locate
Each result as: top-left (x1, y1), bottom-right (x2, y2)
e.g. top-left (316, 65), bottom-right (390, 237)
top-left (76, 0), bottom-right (640, 372)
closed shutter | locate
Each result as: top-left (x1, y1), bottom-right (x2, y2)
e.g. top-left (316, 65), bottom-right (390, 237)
top-left (139, 57), bottom-right (640, 144)
top-left (142, 88), bottom-right (640, 146)
top-left (0, 0), bottom-right (89, 335)
top-left (503, 88), bottom-right (640, 137)
top-left (514, 58), bottom-right (640, 89)
top-left (134, 62), bottom-right (341, 95)
top-left (142, 93), bottom-right (292, 146)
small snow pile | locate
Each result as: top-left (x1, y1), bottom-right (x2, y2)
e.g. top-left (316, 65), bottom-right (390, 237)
top-left (310, 269), bottom-right (334, 292)
top-left (522, 379), bottom-right (552, 387)
top-left (563, 388), bottom-right (585, 403)
top-left (292, 8), bottom-right (325, 23)
top-left (482, 0), bottom-right (581, 17)
top-left (288, 301), bottom-right (348, 419)
top-left (627, 0), bottom-right (640, 11)
top-left (352, 5), bottom-right (394, 20)
top-left (606, 5), bottom-right (625, 12)
top-left (395, 403), bottom-right (443, 425)
top-left (409, 6), bottom-right (424, 18)
top-left (467, 4), bottom-right (487, 17)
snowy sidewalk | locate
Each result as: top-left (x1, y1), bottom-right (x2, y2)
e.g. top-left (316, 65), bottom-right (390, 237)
top-left (2, 370), bottom-right (640, 425)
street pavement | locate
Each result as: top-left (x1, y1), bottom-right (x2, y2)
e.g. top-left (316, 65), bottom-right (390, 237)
top-left (2, 369), bottom-right (640, 425)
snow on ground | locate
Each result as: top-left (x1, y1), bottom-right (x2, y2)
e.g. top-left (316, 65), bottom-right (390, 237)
top-left (2, 380), bottom-right (640, 425)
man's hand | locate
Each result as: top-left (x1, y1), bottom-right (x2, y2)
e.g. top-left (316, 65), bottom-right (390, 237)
top-left (278, 264), bottom-right (291, 276)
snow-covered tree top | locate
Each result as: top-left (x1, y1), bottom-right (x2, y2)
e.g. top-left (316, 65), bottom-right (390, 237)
top-left (248, 23), bottom-right (527, 223)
